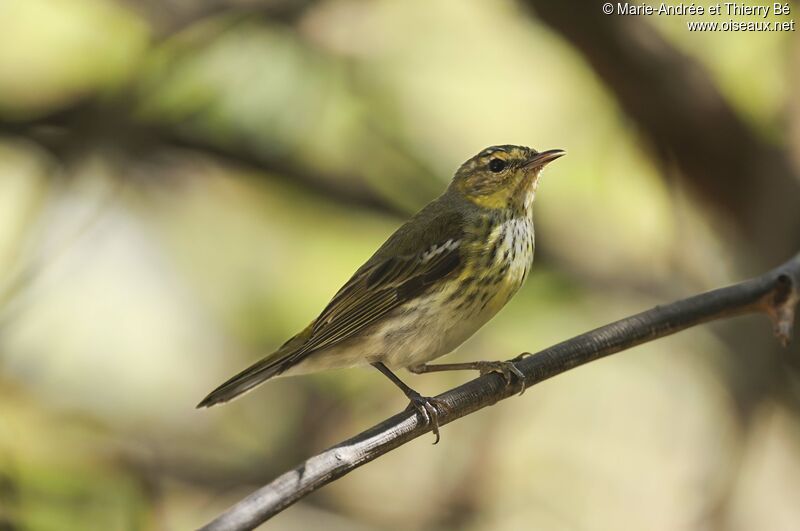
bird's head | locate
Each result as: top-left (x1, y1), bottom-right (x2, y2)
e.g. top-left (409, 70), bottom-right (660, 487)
top-left (451, 145), bottom-right (565, 211)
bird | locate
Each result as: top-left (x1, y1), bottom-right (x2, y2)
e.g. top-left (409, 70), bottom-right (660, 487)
top-left (198, 145), bottom-right (565, 442)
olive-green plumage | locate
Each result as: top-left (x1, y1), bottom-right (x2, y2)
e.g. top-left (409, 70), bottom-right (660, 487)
top-left (198, 145), bottom-right (564, 410)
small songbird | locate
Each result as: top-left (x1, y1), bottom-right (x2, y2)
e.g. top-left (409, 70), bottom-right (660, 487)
top-left (198, 145), bottom-right (565, 441)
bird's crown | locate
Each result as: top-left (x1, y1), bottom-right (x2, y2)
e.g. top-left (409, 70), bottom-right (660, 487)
top-left (451, 145), bottom-right (564, 210)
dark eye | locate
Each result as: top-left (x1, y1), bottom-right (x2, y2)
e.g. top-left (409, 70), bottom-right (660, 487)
top-left (488, 158), bottom-right (507, 173)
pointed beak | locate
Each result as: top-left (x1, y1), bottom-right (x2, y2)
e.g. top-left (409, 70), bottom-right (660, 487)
top-left (524, 149), bottom-right (566, 170)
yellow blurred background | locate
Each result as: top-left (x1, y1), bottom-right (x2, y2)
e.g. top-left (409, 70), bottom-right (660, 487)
top-left (0, 0), bottom-right (799, 529)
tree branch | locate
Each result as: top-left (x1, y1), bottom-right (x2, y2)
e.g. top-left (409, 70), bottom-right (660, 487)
top-left (200, 252), bottom-right (800, 530)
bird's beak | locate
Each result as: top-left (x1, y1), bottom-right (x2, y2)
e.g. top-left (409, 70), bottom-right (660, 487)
top-left (524, 149), bottom-right (566, 170)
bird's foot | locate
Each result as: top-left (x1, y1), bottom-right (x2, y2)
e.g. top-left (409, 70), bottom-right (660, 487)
top-left (475, 360), bottom-right (527, 396)
top-left (405, 391), bottom-right (447, 444)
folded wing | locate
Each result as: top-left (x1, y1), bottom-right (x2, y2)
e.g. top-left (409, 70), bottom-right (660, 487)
top-left (197, 210), bottom-right (465, 407)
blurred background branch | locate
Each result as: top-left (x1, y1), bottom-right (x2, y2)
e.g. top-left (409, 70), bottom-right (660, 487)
top-left (526, 0), bottom-right (800, 267)
top-left (0, 92), bottom-right (408, 218)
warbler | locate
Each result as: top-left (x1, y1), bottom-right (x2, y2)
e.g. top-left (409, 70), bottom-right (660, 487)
top-left (198, 145), bottom-right (565, 441)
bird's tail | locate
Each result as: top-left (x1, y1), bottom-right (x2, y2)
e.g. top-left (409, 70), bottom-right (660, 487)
top-left (196, 355), bottom-right (290, 408)
top-left (198, 325), bottom-right (314, 408)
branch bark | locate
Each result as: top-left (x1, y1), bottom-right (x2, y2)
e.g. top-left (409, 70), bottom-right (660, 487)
top-left (200, 251), bottom-right (800, 531)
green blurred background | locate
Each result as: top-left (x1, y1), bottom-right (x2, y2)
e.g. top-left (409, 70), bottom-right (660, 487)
top-left (1, 0), bottom-right (799, 529)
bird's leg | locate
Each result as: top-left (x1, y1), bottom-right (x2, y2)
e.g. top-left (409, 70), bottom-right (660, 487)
top-left (408, 359), bottom-right (527, 396)
top-left (371, 362), bottom-right (446, 444)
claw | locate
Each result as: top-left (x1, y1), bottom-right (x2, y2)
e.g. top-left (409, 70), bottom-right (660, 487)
top-left (405, 392), bottom-right (446, 444)
top-left (476, 360), bottom-right (527, 396)
top-left (512, 351), bottom-right (533, 362)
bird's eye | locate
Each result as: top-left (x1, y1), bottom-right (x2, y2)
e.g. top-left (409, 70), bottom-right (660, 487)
top-left (488, 158), bottom-right (507, 173)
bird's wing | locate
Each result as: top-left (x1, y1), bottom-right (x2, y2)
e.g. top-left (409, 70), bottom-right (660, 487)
top-left (293, 234), bottom-right (462, 360)
top-left (197, 209), bottom-right (465, 407)
top-left (292, 208), bottom-right (466, 360)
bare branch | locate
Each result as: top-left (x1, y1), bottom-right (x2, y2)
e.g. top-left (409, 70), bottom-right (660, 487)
top-left (200, 252), bottom-right (800, 531)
